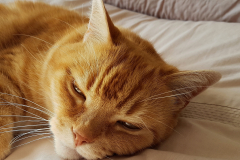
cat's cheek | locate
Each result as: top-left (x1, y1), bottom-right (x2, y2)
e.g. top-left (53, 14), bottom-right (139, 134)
top-left (49, 117), bottom-right (75, 148)
top-left (54, 137), bottom-right (82, 160)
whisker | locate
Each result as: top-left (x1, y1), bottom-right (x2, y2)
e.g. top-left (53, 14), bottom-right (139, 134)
top-left (11, 132), bottom-right (52, 145)
top-left (0, 120), bottom-right (47, 130)
top-left (13, 34), bottom-right (53, 45)
top-left (21, 44), bottom-right (43, 64)
top-left (0, 124), bottom-right (49, 131)
top-left (0, 98), bottom-right (48, 121)
top-left (0, 115), bottom-right (48, 121)
top-left (0, 92), bottom-right (54, 116)
top-left (0, 102), bottom-right (53, 117)
top-left (135, 117), bottom-right (151, 132)
top-left (18, 79), bottom-right (50, 102)
top-left (141, 86), bottom-right (210, 102)
top-left (142, 115), bottom-right (183, 136)
top-left (141, 90), bottom-right (194, 102)
top-left (11, 128), bottom-right (51, 145)
top-left (0, 103), bottom-right (52, 117)
top-left (134, 117), bottom-right (157, 140)
top-left (11, 135), bottom-right (53, 149)
top-left (0, 128), bottom-right (50, 134)
top-left (54, 18), bottom-right (82, 35)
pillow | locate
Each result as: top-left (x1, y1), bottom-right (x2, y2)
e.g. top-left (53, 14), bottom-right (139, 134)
top-left (104, 0), bottom-right (240, 22)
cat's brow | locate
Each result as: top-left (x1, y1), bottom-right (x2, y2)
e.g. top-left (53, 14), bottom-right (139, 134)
top-left (116, 69), bottom-right (156, 109)
top-left (86, 72), bottom-right (97, 90)
top-left (94, 53), bottom-right (129, 93)
top-left (116, 85), bottom-right (141, 109)
top-left (126, 101), bottom-right (141, 115)
top-left (101, 55), bottom-right (154, 101)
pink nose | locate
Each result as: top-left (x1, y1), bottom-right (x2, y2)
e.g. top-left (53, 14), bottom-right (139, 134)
top-left (73, 129), bottom-right (93, 146)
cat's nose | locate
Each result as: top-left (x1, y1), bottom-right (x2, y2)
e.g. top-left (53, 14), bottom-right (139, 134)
top-left (73, 129), bottom-right (93, 146)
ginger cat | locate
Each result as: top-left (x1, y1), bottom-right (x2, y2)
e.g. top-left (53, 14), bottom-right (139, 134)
top-left (0, 0), bottom-right (221, 159)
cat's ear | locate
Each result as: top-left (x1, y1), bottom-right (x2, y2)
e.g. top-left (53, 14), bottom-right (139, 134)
top-left (163, 71), bottom-right (221, 107)
top-left (83, 0), bottom-right (120, 43)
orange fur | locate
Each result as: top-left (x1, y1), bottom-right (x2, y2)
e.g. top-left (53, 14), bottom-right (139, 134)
top-left (0, 0), bottom-right (221, 160)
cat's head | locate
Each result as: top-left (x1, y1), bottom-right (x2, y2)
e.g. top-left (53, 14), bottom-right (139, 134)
top-left (44, 0), bottom-right (221, 159)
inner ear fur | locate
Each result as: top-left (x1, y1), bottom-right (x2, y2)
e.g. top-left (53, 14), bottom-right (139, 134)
top-left (163, 70), bottom-right (221, 107)
top-left (83, 0), bottom-right (120, 43)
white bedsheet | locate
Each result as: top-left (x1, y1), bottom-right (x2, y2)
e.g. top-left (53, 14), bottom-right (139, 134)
top-left (1, 0), bottom-right (240, 160)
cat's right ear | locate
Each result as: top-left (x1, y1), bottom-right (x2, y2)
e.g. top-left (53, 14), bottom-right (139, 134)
top-left (163, 70), bottom-right (221, 108)
top-left (83, 0), bottom-right (120, 44)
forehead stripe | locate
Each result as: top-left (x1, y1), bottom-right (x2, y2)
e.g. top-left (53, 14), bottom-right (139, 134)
top-left (86, 72), bottom-right (97, 90)
top-left (101, 55), bottom-right (144, 99)
top-left (116, 85), bottom-right (141, 109)
top-left (95, 53), bottom-right (129, 93)
top-left (116, 68), bottom-right (155, 109)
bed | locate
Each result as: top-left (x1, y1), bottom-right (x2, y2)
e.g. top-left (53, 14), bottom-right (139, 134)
top-left (2, 0), bottom-right (240, 160)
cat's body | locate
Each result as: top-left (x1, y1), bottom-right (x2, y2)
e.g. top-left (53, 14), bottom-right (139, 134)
top-left (0, 1), bottom-right (221, 160)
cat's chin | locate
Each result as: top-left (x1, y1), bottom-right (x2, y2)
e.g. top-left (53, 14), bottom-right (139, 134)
top-left (55, 138), bottom-right (82, 160)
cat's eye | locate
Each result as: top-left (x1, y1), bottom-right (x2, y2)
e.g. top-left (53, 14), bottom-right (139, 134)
top-left (73, 81), bottom-right (86, 99)
top-left (117, 121), bottom-right (141, 130)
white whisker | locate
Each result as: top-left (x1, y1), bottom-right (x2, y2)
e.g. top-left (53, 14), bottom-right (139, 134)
top-left (135, 117), bottom-right (151, 133)
top-left (141, 90), bottom-right (194, 102)
top-left (13, 34), bottom-right (53, 45)
top-left (0, 124), bottom-right (49, 131)
top-left (0, 103), bottom-right (52, 117)
top-left (0, 98), bottom-right (48, 121)
top-left (0, 128), bottom-right (50, 134)
top-left (0, 115), bottom-right (48, 121)
top-left (142, 115), bottom-right (183, 136)
top-left (0, 92), bottom-right (54, 116)
top-left (11, 135), bottom-right (53, 149)
top-left (0, 102), bottom-right (53, 117)
top-left (21, 44), bottom-right (43, 64)
top-left (11, 128), bottom-right (51, 145)
top-left (141, 86), bottom-right (209, 102)
top-left (11, 132), bottom-right (52, 145)
top-left (54, 18), bottom-right (82, 35)
top-left (0, 120), bottom-right (47, 130)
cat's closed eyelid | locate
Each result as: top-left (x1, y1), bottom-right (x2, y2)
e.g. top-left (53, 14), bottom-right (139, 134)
top-left (116, 120), bottom-right (142, 131)
top-left (72, 80), bottom-right (86, 100)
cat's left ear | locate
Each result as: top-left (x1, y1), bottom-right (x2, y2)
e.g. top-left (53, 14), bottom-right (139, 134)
top-left (83, 0), bottom-right (120, 43)
top-left (163, 70), bottom-right (221, 108)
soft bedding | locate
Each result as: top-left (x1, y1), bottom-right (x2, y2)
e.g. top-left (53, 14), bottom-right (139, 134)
top-left (1, 0), bottom-right (240, 160)
top-left (104, 0), bottom-right (240, 22)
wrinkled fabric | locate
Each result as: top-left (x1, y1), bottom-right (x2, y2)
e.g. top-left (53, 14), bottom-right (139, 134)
top-left (1, 0), bottom-right (240, 160)
top-left (104, 0), bottom-right (240, 22)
